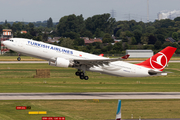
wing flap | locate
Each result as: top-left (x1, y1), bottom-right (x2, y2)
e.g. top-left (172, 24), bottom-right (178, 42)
top-left (73, 54), bottom-right (130, 66)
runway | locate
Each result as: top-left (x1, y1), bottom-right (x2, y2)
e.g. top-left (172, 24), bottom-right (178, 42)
top-left (1, 92), bottom-right (180, 100)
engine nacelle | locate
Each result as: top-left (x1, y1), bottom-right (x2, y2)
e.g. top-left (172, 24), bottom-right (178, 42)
top-left (49, 58), bottom-right (72, 68)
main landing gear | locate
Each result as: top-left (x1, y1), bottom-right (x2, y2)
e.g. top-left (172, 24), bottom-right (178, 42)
top-left (75, 70), bottom-right (89, 80)
top-left (17, 53), bottom-right (21, 61)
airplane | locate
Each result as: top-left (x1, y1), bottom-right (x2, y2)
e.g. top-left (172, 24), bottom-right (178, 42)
top-left (115, 100), bottom-right (121, 120)
top-left (2, 38), bottom-right (177, 80)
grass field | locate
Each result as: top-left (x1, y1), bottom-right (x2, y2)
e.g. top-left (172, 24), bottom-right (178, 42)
top-left (0, 62), bottom-right (180, 120)
top-left (0, 63), bottom-right (180, 92)
top-left (0, 99), bottom-right (180, 120)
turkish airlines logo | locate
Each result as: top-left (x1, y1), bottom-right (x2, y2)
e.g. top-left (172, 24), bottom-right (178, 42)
top-left (150, 52), bottom-right (167, 70)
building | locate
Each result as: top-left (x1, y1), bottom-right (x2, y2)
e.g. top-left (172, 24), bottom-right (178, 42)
top-left (126, 50), bottom-right (153, 58)
top-left (21, 31), bottom-right (27, 34)
top-left (165, 37), bottom-right (176, 43)
top-left (47, 37), bottom-right (61, 43)
top-left (1, 29), bottom-right (13, 54)
top-left (157, 10), bottom-right (180, 20)
top-left (82, 37), bottom-right (102, 45)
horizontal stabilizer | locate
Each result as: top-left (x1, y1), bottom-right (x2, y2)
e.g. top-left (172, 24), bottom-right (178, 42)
top-left (148, 69), bottom-right (172, 76)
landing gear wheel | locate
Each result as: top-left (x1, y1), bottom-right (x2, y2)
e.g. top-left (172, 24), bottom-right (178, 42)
top-left (17, 57), bottom-right (21, 61)
top-left (80, 75), bottom-right (84, 80)
top-left (80, 72), bottom-right (84, 76)
top-left (75, 69), bottom-right (89, 80)
top-left (84, 76), bottom-right (89, 80)
top-left (75, 72), bottom-right (80, 76)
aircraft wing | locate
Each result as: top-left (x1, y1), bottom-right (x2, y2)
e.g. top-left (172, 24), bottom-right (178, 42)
top-left (74, 54), bottom-right (130, 67)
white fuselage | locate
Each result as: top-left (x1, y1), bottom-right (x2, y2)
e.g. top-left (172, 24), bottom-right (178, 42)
top-left (3, 38), bottom-right (151, 77)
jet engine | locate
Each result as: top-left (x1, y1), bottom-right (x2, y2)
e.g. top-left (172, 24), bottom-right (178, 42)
top-left (49, 58), bottom-right (73, 68)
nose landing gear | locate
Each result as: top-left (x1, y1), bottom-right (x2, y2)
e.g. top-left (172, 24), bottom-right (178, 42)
top-left (17, 53), bottom-right (21, 61)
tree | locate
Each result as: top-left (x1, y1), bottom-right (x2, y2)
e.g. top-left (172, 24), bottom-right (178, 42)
top-left (57, 14), bottom-right (85, 36)
top-left (94, 28), bottom-right (104, 38)
top-left (141, 35), bottom-right (149, 44)
top-left (62, 32), bottom-right (80, 39)
top-left (122, 42), bottom-right (129, 50)
top-left (160, 19), bottom-right (175, 28)
top-left (82, 30), bottom-right (93, 38)
top-left (113, 42), bottom-right (122, 53)
top-left (148, 35), bottom-right (157, 44)
top-left (42, 32), bottom-right (48, 42)
top-left (0, 25), bottom-right (3, 34)
top-left (15, 31), bottom-right (33, 39)
top-left (154, 41), bottom-right (162, 49)
top-left (115, 29), bottom-right (121, 37)
top-left (28, 23), bottom-right (34, 29)
top-left (47, 17), bottom-right (53, 28)
top-left (146, 26), bottom-right (155, 33)
top-left (132, 25), bottom-right (142, 32)
top-left (12, 22), bottom-right (24, 32)
top-left (172, 32), bottom-right (178, 41)
top-left (60, 38), bottom-right (74, 49)
top-left (102, 33), bottom-right (114, 43)
top-left (131, 37), bottom-right (137, 45)
top-left (174, 21), bottom-right (180, 28)
top-left (74, 38), bottom-right (84, 46)
top-left (122, 37), bottom-right (128, 42)
top-left (125, 30), bottom-right (133, 37)
top-left (155, 28), bottom-right (168, 36)
top-left (156, 34), bottom-right (165, 43)
top-left (174, 17), bottom-right (180, 21)
top-left (85, 13), bottom-right (115, 34)
top-left (133, 30), bottom-right (142, 44)
top-left (30, 28), bottom-right (37, 36)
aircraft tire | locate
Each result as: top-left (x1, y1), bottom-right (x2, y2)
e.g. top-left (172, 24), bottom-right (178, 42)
top-left (80, 75), bottom-right (84, 80)
top-left (80, 72), bottom-right (84, 76)
top-left (75, 72), bottom-right (80, 76)
top-left (17, 57), bottom-right (21, 61)
top-left (84, 76), bottom-right (89, 80)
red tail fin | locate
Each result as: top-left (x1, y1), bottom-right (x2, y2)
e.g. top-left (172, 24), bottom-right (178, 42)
top-left (99, 54), bottom-right (104, 57)
top-left (121, 54), bottom-right (130, 59)
top-left (136, 46), bottom-right (177, 71)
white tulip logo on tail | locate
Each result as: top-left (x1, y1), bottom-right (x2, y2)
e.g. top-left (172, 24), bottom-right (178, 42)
top-left (150, 52), bottom-right (167, 71)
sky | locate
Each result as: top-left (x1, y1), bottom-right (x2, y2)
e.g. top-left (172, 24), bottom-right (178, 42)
top-left (1, 0), bottom-right (180, 23)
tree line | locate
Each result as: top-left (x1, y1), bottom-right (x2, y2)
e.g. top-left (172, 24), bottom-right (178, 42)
top-left (1, 13), bottom-right (180, 54)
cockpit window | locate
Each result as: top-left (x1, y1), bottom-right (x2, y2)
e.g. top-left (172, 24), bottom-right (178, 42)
top-left (9, 39), bottom-right (14, 42)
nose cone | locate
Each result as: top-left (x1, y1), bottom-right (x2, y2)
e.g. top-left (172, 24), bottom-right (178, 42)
top-left (2, 40), bottom-right (9, 47)
top-left (2, 41), bottom-right (6, 46)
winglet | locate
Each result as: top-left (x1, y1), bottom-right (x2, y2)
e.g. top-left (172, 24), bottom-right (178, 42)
top-left (121, 54), bottom-right (130, 59)
top-left (115, 100), bottom-right (121, 120)
top-left (99, 54), bottom-right (104, 57)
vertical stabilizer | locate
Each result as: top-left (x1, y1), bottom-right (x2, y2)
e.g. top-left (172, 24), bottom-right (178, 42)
top-left (136, 46), bottom-right (177, 71)
top-left (115, 100), bottom-right (121, 120)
